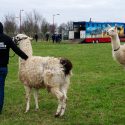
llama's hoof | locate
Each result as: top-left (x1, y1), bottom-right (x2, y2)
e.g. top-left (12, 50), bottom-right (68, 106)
top-left (55, 111), bottom-right (63, 117)
top-left (54, 113), bottom-right (60, 118)
top-left (24, 110), bottom-right (29, 113)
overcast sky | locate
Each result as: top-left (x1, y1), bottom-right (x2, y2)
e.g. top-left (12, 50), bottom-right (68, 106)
top-left (0, 0), bottom-right (125, 25)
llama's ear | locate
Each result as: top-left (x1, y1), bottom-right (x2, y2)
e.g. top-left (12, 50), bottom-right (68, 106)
top-left (108, 24), bottom-right (111, 28)
top-left (28, 37), bottom-right (33, 40)
top-left (115, 24), bottom-right (117, 31)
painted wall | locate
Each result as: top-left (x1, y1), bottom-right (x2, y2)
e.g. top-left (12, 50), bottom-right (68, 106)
top-left (85, 22), bottom-right (125, 38)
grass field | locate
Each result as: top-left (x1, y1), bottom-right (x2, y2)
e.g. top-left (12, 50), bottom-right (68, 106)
top-left (0, 41), bottom-right (125, 125)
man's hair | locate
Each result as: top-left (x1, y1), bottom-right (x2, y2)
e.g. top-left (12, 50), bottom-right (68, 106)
top-left (0, 22), bottom-right (3, 34)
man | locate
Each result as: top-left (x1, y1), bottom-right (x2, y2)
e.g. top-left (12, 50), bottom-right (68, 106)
top-left (45, 32), bottom-right (49, 41)
top-left (52, 34), bottom-right (55, 43)
top-left (34, 33), bottom-right (38, 42)
top-left (0, 22), bottom-right (28, 114)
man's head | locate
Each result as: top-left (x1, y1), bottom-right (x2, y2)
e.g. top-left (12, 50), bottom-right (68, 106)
top-left (0, 22), bottom-right (3, 34)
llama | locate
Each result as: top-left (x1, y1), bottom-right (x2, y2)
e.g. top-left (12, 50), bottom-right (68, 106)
top-left (13, 34), bottom-right (72, 117)
top-left (107, 25), bottom-right (125, 65)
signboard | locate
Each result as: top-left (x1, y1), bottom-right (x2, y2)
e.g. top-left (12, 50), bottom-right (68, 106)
top-left (69, 31), bottom-right (74, 39)
top-left (80, 30), bottom-right (85, 39)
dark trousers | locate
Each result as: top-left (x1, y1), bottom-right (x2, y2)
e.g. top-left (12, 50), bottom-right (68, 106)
top-left (0, 67), bottom-right (7, 113)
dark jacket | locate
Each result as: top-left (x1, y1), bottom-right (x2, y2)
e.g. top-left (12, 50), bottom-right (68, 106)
top-left (0, 22), bottom-right (28, 67)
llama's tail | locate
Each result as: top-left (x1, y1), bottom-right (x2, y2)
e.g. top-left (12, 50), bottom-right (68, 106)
top-left (60, 58), bottom-right (73, 76)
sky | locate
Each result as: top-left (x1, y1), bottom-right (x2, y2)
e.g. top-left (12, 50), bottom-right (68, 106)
top-left (0, 0), bottom-right (125, 25)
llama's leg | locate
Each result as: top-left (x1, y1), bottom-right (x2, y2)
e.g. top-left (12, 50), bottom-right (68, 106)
top-left (33, 89), bottom-right (39, 111)
top-left (59, 85), bottom-right (69, 116)
top-left (61, 84), bottom-right (69, 100)
top-left (50, 88), bottom-right (65, 117)
top-left (24, 86), bottom-right (31, 113)
top-left (59, 78), bottom-right (70, 116)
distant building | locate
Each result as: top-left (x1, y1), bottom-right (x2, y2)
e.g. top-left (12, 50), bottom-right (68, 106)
top-left (69, 21), bottom-right (125, 43)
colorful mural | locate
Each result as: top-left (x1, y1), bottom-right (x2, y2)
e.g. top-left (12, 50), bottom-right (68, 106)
top-left (85, 22), bottom-right (125, 38)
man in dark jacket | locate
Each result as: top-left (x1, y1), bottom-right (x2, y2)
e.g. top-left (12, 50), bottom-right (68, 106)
top-left (34, 33), bottom-right (38, 42)
top-left (0, 22), bottom-right (28, 114)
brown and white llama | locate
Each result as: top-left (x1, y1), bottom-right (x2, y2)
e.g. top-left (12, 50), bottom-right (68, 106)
top-left (14, 34), bottom-right (72, 117)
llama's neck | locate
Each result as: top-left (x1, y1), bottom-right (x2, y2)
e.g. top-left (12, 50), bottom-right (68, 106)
top-left (18, 39), bottom-right (32, 69)
top-left (19, 39), bottom-right (32, 57)
top-left (19, 39), bottom-right (32, 66)
top-left (111, 34), bottom-right (120, 51)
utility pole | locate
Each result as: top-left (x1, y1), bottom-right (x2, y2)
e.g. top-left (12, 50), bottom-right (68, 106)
top-left (19, 9), bottom-right (24, 33)
top-left (52, 14), bottom-right (60, 34)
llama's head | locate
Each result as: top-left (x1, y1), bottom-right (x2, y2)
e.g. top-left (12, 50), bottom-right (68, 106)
top-left (13, 34), bottom-right (32, 45)
top-left (107, 25), bottom-right (118, 37)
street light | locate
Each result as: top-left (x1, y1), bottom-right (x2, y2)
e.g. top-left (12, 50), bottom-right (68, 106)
top-left (53, 14), bottom-right (60, 33)
top-left (19, 9), bottom-right (24, 33)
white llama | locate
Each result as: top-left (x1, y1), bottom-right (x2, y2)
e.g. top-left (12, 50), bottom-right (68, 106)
top-left (107, 25), bottom-right (125, 65)
top-left (13, 34), bottom-right (72, 117)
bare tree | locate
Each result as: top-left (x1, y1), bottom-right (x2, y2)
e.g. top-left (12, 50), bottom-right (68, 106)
top-left (33, 10), bottom-right (41, 33)
top-left (22, 12), bottom-right (34, 36)
top-left (67, 21), bottom-right (73, 31)
top-left (40, 18), bottom-right (50, 39)
top-left (22, 10), bottom-right (42, 36)
top-left (58, 21), bottom-right (73, 33)
top-left (4, 14), bottom-right (17, 36)
top-left (58, 23), bottom-right (67, 34)
top-left (58, 21), bottom-right (73, 40)
top-left (3, 11), bottom-right (73, 40)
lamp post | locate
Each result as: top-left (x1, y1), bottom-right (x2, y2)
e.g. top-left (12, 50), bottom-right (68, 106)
top-left (53, 14), bottom-right (60, 33)
top-left (19, 9), bottom-right (24, 33)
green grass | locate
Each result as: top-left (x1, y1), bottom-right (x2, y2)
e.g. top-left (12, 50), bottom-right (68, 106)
top-left (1, 41), bottom-right (125, 125)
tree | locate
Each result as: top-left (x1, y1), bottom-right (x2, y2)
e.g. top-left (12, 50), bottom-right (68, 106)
top-left (4, 14), bottom-right (17, 36)
top-left (58, 21), bottom-right (73, 40)
top-left (22, 10), bottom-right (42, 36)
top-left (67, 21), bottom-right (73, 31)
top-left (58, 21), bottom-right (73, 34)
top-left (58, 23), bottom-right (67, 34)
top-left (40, 18), bottom-right (49, 38)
